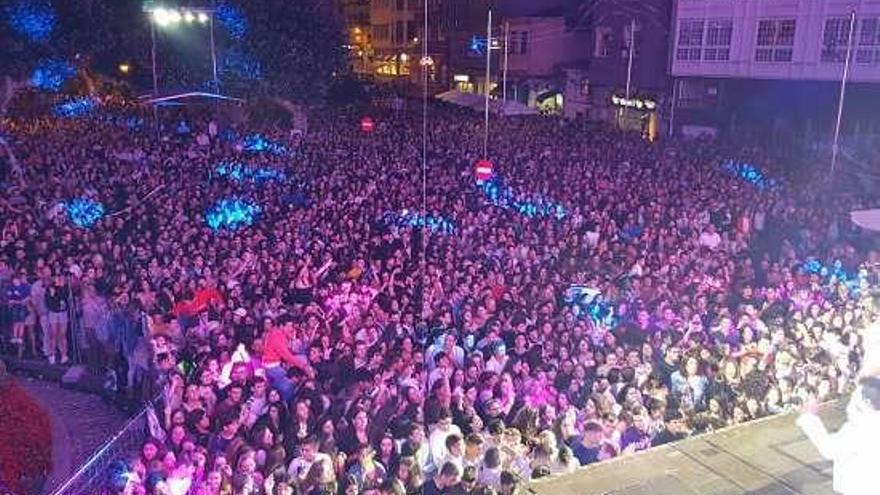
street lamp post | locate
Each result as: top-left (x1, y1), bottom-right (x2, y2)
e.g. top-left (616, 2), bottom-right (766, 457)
top-left (831, 10), bottom-right (857, 175)
top-left (483, 9), bottom-right (492, 160)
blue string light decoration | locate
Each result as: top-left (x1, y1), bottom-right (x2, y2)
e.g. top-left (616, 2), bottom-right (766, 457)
top-left (802, 259), bottom-right (823, 276)
top-left (205, 198), bottom-right (261, 231)
top-left (242, 134), bottom-right (288, 155)
top-left (64, 198), bottom-right (105, 228)
top-left (478, 175), bottom-right (566, 220)
top-left (215, 1), bottom-right (247, 39)
top-left (220, 128), bottom-right (239, 143)
top-left (30, 59), bottom-right (75, 92)
top-left (801, 258), bottom-right (864, 294)
top-left (53, 96), bottom-right (98, 118)
top-left (222, 46), bottom-right (263, 80)
top-left (382, 209), bottom-right (456, 235)
top-left (564, 285), bottom-right (618, 328)
top-left (469, 36), bottom-right (487, 55)
top-left (722, 159), bottom-right (779, 190)
top-left (214, 161), bottom-right (286, 184)
top-left (3, 0), bottom-right (55, 42)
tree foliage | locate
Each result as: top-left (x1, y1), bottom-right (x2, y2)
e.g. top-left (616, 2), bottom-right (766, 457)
top-left (226, 0), bottom-right (347, 103)
top-left (0, 0), bottom-right (346, 105)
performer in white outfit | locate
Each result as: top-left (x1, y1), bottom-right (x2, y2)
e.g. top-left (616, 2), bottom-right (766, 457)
top-left (797, 321), bottom-right (880, 495)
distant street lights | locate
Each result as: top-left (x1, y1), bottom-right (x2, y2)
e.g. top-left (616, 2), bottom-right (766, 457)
top-left (142, 4), bottom-right (220, 140)
top-left (143, 5), bottom-right (220, 96)
top-left (150, 7), bottom-right (210, 27)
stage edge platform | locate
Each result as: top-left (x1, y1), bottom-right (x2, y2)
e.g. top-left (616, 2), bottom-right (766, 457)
top-left (531, 401), bottom-right (846, 495)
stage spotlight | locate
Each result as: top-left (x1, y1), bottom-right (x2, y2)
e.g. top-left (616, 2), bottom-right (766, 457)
top-left (197, 12), bottom-right (209, 23)
top-left (168, 9), bottom-right (181, 23)
top-left (183, 11), bottom-right (195, 23)
top-left (153, 8), bottom-right (170, 26)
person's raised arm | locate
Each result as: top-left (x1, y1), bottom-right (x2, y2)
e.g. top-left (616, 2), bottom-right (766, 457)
top-left (315, 259), bottom-right (335, 281)
top-left (796, 396), bottom-right (840, 461)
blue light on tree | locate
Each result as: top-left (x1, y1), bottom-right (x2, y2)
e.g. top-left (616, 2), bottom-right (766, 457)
top-left (214, 161), bottom-right (286, 184)
top-left (722, 159), bottom-right (779, 190)
top-left (801, 258), bottom-right (864, 294)
top-left (4, 0), bottom-right (55, 42)
top-left (222, 46), bottom-right (263, 80)
top-left (220, 128), bottom-right (239, 143)
top-left (242, 134), bottom-right (288, 155)
top-left (383, 210), bottom-right (456, 235)
top-left (478, 174), bottom-right (566, 220)
top-left (64, 198), bottom-right (105, 228)
top-left (215, 1), bottom-right (247, 39)
top-left (53, 96), bottom-right (98, 118)
top-left (30, 59), bottom-right (75, 92)
top-left (215, 161), bottom-right (247, 181)
top-left (802, 259), bottom-right (823, 275)
top-left (205, 198), bottom-right (261, 231)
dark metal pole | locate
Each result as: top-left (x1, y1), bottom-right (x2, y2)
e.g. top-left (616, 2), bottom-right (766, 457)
top-left (210, 3), bottom-right (219, 93)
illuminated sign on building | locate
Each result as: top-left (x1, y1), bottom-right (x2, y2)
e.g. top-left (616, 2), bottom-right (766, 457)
top-left (611, 95), bottom-right (657, 111)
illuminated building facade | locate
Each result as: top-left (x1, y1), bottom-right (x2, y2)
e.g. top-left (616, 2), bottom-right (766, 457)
top-left (370, 0), bottom-right (420, 78)
top-left (339, 0), bottom-right (373, 75)
top-left (671, 0), bottom-right (880, 135)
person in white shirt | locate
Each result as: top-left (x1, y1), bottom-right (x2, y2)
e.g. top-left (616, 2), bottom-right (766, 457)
top-left (485, 343), bottom-right (509, 375)
top-left (428, 411), bottom-right (462, 474)
top-left (797, 377), bottom-right (880, 495)
top-left (697, 225), bottom-right (722, 250)
top-left (404, 423), bottom-right (430, 474)
top-left (437, 433), bottom-right (464, 475)
top-left (287, 436), bottom-right (332, 485)
top-left (426, 332), bottom-right (465, 371)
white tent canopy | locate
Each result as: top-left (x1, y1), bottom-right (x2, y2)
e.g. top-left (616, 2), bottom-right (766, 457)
top-left (435, 90), bottom-right (538, 116)
top-left (138, 91), bottom-right (245, 106)
top-left (851, 209), bottom-right (880, 231)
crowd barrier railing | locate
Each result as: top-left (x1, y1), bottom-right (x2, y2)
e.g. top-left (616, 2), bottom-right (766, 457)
top-left (49, 396), bottom-right (159, 495)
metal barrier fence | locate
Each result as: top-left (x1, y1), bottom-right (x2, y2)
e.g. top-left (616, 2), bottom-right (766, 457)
top-left (49, 399), bottom-right (157, 495)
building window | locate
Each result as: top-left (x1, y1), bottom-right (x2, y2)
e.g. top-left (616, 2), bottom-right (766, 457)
top-left (622, 22), bottom-right (641, 58)
top-left (518, 31), bottom-right (528, 55)
top-left (373, 24), bottom-right (390, 42)
top-left (822, 17), bottom-right (851, 62)
top-left (755, 19), bottom-right (795, 62)
top-left (406, 21), bottom-right (416, 43)
top-left (676, 19), bottom-right (704, 61)
top-left (703, 19), bottom-right (732, 61)
top-left (857, 18), bottom-right (880, 64)
top-left (595, 26), bottom-right (613, 58)
top-left (395, 21), bottom-right (404, 44)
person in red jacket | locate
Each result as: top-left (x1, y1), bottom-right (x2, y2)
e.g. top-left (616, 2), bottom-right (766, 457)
top-left (262, 314), bottom-right (313, 402)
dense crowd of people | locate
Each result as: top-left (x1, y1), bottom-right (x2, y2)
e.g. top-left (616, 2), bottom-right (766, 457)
top-left (1, 103), bottom-right (879, 495)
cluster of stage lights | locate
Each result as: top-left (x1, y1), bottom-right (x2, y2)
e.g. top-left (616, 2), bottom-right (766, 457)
top-left (151, 7), bottom-right (209, 27)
